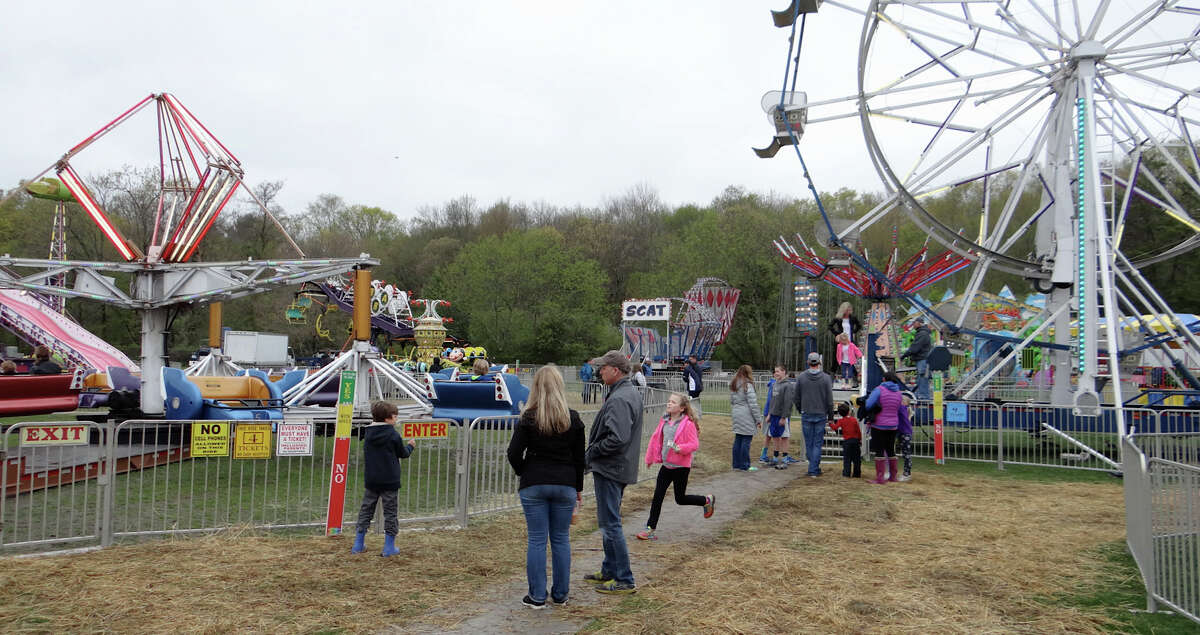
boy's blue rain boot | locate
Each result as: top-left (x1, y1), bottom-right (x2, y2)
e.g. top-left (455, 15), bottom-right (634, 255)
top-left (351, 532), bottom-right (367, 553)
top-left (381, 534), bottom-right (400, 557)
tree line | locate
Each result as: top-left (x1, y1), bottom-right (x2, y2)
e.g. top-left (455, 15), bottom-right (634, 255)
top-left (1, 168), bottom-right (1195, 369)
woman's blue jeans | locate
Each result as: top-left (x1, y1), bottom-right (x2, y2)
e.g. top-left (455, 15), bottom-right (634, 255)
top-left (519, 484), bottom-right (576, 602)
top-left (732, 433), bottom-right (753, 469)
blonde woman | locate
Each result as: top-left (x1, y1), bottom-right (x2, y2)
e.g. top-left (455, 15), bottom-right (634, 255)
top-left (827, 301), bottom-right (862, 342)
top-left (506, 365), bottom-right (586, 609)
top-left (728, 365), bottom-right (762, 471)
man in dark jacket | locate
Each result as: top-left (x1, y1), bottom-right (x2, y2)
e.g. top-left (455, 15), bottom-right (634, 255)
top-left (682, 355), bottom-right (704, 419)
top-left (793, 352), bottom-right (835, 477)
top-left (584, 350), bottom-right (643, 594)
top-left (900, 318), bottom-right (933, 399)
top-left (352, 401), bottom-right (414, 557)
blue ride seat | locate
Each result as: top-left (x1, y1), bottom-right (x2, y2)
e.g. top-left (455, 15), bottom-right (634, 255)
top-left (429, 372), bottom-right (530, 424)
top-left (162, 367), bottom-right (283, 420)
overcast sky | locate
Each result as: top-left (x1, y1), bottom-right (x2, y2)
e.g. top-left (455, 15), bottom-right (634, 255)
top-left (0, 1), bottom-right (877, 221)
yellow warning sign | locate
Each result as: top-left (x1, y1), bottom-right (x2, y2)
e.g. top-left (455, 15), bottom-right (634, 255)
top-left (234, 423), bottom-right (272, 459)
top-left (191, 421), bottom-right (231, 457)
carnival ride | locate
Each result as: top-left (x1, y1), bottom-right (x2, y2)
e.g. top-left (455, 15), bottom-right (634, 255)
top-left (621, 278), bottom-right (741, 363)
top-left (757, 0), bottom-right (1200, 434)
top-left (0, 92), bottom-right (407, 417)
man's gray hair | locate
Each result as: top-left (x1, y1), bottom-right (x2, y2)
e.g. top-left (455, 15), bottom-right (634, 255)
top-left (595, 350), bottom-right (631, 374)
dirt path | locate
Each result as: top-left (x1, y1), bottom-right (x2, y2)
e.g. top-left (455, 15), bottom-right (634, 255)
top-left (392, 463), bottom-right (809, 634)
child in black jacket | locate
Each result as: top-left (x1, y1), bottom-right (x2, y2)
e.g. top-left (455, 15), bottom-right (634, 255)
top-left (352, 401), bottom-right (415, 556)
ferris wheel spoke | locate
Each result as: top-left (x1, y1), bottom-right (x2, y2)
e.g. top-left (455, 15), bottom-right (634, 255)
top-left (1084, 0), bottom-right (1116, 40)
top-left (990, 135), bottom-right (1056, 254)
top-left (836, 195), bottom-right (903, 240)
top-left (995, 3), bottom-right (1057, 63)
top-left (1103, 81), bottom-right (1200, 197)
top-left (1102, 58), bottom-right (1200, 100)
top-left (875, 6), bottom-right (1057, 71)
top-left (863, 55), bottom-right (1061, 102)
top-left (899, 87), bottom-right (1053, 195)
top-left (1020, 0), bottom-right (1076, 51)
top-left (891, 0), bottom-right (1064, 52)
top-left (1100, 0), bottom-right (1171, 50)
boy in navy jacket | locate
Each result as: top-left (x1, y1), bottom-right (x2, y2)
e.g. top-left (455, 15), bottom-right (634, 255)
top-left (352, 401), bottom-right (415, 556)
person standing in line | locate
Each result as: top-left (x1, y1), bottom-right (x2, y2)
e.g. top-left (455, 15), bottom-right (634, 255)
top-left (29, 346), bottom-right (62, 375)
top-left (828, 302), bottom-right (863, 343)
top-left (758, 372), bottom-right (775, 464)
top-left (765, 365), bottom-right (795, 469)
top-left (682, 354), bottom-right (704, 420)
top-left (828, 402), bottom-right (862, 478)
top-left (635, 393), bottom-right (715, 541)
top-left (631, 363), bottom-right (647, 392)
top-left (351, 401), bottom-right (415, 557)
top-left (900, 317), bottom-right (933, 399)
top-left (506, 365), bottom-right (587, 609)
top-left (728, 364), bottom-right (761, 471)
top-left (865, 372), bottom-right (906, 484)
top-left (835, 333), bottom-right (863, 389)
top-left (896, 392), bottom-right (914, 482)
top-left (641, 358), bottom-right (652, 379)
top-left (584, 350), bottom-right (644, 595)
top-left (579, 359), bottom-right (595, 404)
top-left (793, 352), bottom-right (835, 478)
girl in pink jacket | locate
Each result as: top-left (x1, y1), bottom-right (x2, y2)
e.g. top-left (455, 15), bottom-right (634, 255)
top-left (636, 393), bottom-right (715, 541)
top-left (836, 333), bottom-right (864, 389)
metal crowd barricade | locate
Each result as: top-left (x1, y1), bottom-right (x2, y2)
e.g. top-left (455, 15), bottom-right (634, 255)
top-left (906, 400), bottom-right (1001, 465)
top-left (0, 421), bottom-right (107, 551)
top-left (1124, 433), bottom-right (1200, 626)
top-left (996, 404), bottom-right (1146, 471)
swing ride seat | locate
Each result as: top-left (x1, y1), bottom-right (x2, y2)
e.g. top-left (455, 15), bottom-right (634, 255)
top-left (162, 367), bottom-right (282, 420)
top-left (771, 0), bottom-right (822, 28)
top-left (285, 306), bottom-right (307, 323)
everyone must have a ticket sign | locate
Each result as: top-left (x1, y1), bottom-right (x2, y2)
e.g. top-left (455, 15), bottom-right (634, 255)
top-left (276, 422), bottom-right (314, 456)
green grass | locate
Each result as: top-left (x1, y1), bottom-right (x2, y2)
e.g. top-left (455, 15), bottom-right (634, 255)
top-left (1050, 541), bottom-right (1199, 633)
top-left (908, 455), bottom-right (1121, 484)
top-left (2, 427), bottom-right (470, 547)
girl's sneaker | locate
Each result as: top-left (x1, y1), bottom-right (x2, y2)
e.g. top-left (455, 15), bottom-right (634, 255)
top-left (703, 494), bottom-right (716, 518)
top-left (635, 526), bottom-right (656, 541)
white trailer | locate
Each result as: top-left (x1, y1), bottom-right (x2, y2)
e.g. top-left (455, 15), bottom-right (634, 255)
top-left (223, 331), bottom-right (291, 367)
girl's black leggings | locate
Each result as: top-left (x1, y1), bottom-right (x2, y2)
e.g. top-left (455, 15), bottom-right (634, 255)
top-left (646, 466), bottom-right (706, 529)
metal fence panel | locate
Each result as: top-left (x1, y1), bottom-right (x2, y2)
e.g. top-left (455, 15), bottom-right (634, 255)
top-left (903, 400), bottom-right (1002, 465)
top-left (0, 421), bottom-right (106, 551)
top-left (1148, 457), bottom-right (1200, 624)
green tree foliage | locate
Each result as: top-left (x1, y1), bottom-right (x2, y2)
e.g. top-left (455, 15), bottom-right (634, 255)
top-left (426, 228), bottom-right (613, 363)
top-left (3, 162), bottom-right (1198, 366)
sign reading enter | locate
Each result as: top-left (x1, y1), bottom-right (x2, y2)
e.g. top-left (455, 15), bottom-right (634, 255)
top-left (401, 420), bottom-right (449, 439)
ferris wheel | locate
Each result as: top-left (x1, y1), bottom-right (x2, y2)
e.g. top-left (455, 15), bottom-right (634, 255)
top-left (761, 0), bottom-right (1200, 412)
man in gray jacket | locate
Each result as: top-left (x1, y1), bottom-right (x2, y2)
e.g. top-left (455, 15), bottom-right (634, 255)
top-left (793, 352), bottom-right (835, 478)
top-left (584, 350), bottom-right (644, 594)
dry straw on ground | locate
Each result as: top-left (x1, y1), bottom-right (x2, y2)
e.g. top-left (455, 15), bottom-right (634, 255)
top-left (0, 416), bottom-right (1128, 633)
